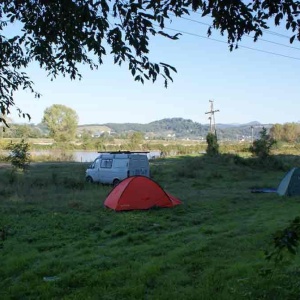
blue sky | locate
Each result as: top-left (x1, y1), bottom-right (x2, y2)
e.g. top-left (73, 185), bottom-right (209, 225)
top-left (10, 11), bottom-right (300, 125)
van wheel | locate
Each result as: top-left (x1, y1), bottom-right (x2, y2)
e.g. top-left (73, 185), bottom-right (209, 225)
top-left (113, 179), bottom-right (120, 187)
top-left (86, 176), bottom-right (93, 183)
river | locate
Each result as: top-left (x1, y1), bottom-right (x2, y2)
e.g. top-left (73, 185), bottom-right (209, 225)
top-left (11, 150), bottom-right (162, 162)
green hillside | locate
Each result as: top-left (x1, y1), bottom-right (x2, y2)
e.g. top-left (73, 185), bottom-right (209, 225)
top-left (78, 118), bottom-right (271, 141)
top-left (1, 118), bottom-right (272, 141)
top-left (103, 118), bottom-right (206, 138)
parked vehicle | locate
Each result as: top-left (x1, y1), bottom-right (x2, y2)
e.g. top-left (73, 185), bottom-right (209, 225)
top-left (85, 151), bottom-right (150, 186)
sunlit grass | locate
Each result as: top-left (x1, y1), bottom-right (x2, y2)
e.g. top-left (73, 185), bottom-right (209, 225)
top-left (1, 155), bottom-right (300, 299)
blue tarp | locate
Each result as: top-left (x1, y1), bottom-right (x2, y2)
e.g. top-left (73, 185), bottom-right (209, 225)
top-left (251, 188), bottom-right (277, 193)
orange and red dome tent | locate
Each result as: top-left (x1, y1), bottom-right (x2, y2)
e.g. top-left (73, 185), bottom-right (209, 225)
top-left (104, 176), bottom-right (181, 211)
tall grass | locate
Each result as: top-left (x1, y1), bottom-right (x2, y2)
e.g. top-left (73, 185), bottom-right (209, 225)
top-left (1, 155), bottom-right (300, 299)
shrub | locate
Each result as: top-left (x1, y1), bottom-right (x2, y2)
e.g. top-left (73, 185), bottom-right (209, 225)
top-left (250, 127), bottom-right (276, 159)
top-left (6, 139), bottom-right (31, 171)
top-left (206, 133), bottom-right (219, 156)
top-left (265, 216), bottom-right (300, 265)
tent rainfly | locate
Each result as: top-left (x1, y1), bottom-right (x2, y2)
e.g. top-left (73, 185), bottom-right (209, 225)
top-left (277, 167), bottom-right (300, 196)
top-left (104, 176), bottom-right (181, 211)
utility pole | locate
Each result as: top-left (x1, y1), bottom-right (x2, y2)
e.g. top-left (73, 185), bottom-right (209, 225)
top-left (205, 100), bottom-right (220, 135)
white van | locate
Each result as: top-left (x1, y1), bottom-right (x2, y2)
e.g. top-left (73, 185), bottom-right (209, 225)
top-left (85, 151), bottom-right (150, 185)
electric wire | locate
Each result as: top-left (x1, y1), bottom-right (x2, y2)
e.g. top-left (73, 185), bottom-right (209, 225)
top-left (170, 14), bottom-right (300, 51)
top-left (158, 25), bottom-right (300, 61)
top-left (185, 8), bottom-right (292, 39)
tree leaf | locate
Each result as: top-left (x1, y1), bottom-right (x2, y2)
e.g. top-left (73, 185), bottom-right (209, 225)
top-left (290, 34), bottom-right (296, 43)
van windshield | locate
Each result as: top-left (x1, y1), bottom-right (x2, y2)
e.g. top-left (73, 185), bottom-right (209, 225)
top-left (90, 158), bottom-right (100, 169)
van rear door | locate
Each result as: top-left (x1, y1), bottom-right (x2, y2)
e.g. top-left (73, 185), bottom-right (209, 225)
top-left (128, 155), bottom-right (150, 177)
top-left (112, 158), bottom-right (129, 181)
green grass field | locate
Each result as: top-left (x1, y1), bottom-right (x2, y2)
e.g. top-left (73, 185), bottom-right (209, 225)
top-left (1, 154), bottom-right (300, 299)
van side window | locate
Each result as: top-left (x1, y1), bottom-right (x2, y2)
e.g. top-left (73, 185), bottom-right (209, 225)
top-left (100, 159), bottom-right (113, 168)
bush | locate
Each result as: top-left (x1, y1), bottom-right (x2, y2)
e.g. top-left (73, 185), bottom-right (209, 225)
top-left (206, 133), bottom-right (219, 156)
top-left (265, 216), bottom-right (300, 265)
top-left (250, 127), bottom-right (276, 159)
top-left (6, 139), bottom-right (31, 171)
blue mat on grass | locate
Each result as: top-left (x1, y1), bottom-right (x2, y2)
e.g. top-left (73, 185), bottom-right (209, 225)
top-left (251, 188), bottom-right (277, 193)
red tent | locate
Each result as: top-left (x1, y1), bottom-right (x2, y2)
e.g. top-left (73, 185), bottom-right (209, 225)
top-left (104, 176), bottom-right (181, 211)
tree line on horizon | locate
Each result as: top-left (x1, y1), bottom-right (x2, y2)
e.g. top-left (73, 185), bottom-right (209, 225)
top-left (0, 104), bottom-right (300, 143)
top-left (1, 104), bottom-right (300, 143)
top-left (269, 123), bottom-right (300, 143)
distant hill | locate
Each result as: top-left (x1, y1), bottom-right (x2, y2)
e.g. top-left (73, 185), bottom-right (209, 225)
top-left (100, 118), bottom-right (206, 139)
top-left (77, 124), bottom-right (112, 134)
top-left (78, 118), bottom-right (273, 141)
top-left (5, 118), bottom-right (273, 141)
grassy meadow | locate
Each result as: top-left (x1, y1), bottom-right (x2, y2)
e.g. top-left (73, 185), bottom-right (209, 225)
top-left (1, 154), bottom-right (300, 299)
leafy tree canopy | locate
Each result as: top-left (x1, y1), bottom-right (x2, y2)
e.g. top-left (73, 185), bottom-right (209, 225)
top-left (270, 122), bottom-right (300, 143)
top-left (1, 0), bottom-right (300, 124)
top-left (42, 104), bottom-right (79, 142)
top-left (129, 131), bottom-right (144, 145)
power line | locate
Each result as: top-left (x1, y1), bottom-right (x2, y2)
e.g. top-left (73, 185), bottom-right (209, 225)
top-left (248, 35), bottom-right (300, 51)
top-left (185, 8), bottom-right (292, 39)
top-left (170, 14), bottom-right (300, 51)
top-left (175, 15), bottom-right (211, 27)
top-left (157, 25), bottom-right (300, 61)
top-left (263, 29), bottom-right (290, 39)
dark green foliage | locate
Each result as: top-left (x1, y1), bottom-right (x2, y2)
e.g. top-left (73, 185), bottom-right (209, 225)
top-left (206, 132), bottom-right (219, 156)
top-left (250, 127), bottom-right (276, 159)
top-left (233, 154), bottom-right (288, 171)
top-left (2, 1), bottom-right (300, 123)
top-left (265, 217), bottom-right (300, 264)
top-left (6, 140), bottom-right (31, 171)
